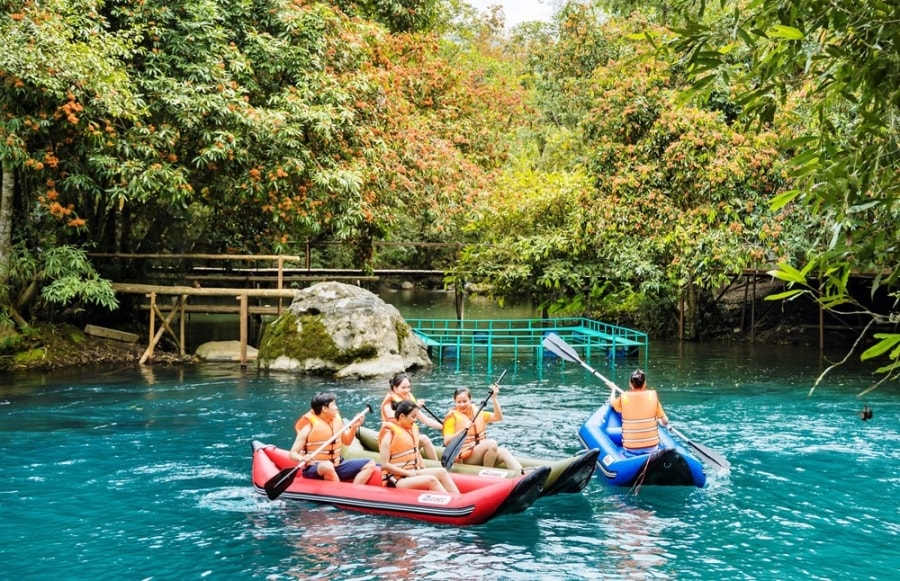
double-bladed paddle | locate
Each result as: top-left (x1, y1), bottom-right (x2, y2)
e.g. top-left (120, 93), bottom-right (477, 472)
top-left (440, 370), bottom-right (507, 470)
top-left (541, 333), bottom-right (731, 472)
top-left (264, 403), bottom-right (373, 500)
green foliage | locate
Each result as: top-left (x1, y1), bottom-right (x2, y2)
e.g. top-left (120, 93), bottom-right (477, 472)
top-left (2, 0), bottom-right (526, 325)
top-left (0, 330), bottom-right (23, 354)
top-left (662, 0), bottom-right (899, 380)
top-left (39, 247), bottom-right (119, 311)
top-left (453, 13), bottom-right (809, 338)
top-left (529, 3), bottom-right (622, 129)
top-left (354, 0), bottom-right (441, 33)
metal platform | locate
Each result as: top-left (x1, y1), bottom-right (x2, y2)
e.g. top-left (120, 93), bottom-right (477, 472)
top-left (408, 317), bottom-right (648, 368)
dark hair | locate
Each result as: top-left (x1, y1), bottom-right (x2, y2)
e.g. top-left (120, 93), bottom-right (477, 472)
top-left (311, 392), bottom-right (337, 414)
top-left (630, 370), bottom-right (646, 388)
top-left (389, 373), bottom-right (409, 390)
top-left (393, 399), bottom-right (417, 418)
top-left (453, 387), bottom-right (471, 399)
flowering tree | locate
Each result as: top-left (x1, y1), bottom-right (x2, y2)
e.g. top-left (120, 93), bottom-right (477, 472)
top-left (0, 0), bottom-right (135, 324)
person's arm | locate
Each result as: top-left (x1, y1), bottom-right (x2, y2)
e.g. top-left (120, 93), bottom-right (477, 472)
top-left (417, 402), bottom-right (443, 431)
top-left (611, 397), bottom-right (623, 413)
top-left (421, 415), bottom-right (443, 431)
top-left (289, 424), bottom-right (311, 463)
top-left (381, 398), bottom-right (394, 421)
top-left (341, 413), bottom-right (364, 446)
top-left (443, 414), bottom-right (467, 445)
top-left (486, 384), bottom-right (503, 423)
top-left (657, 402), bottom-right (669, 428)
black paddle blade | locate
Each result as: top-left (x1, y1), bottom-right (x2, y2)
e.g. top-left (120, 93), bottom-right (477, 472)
top-left (441, 384), bottom-right (498, 469)
top-left (264, 465), bottom-right (300, 500)
top-left (668, 426), bottom-right (731, 471)
top-left (686, 439), bottom-right (731, 472)
top-left (440, 434), bottom-right (466, 469)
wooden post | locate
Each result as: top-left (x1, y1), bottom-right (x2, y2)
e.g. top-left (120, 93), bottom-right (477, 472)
top-left (140, 296), bottom-right (185, 364)
top-left (179, 294), bottom-right (187, 356)
top-left (146, 292), bottom-right (156, 363)
top-left (238, 293), bottom-right (248, 368)
top-left (679, 289), bottom-right (684, 341)
top-left (277, 256), bottom-right (284, 315)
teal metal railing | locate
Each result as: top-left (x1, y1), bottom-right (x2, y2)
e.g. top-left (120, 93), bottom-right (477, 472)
top-left (407, 317), bottom-right (648, 368)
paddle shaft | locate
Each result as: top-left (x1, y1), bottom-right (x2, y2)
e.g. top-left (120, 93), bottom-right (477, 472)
top-left (440, 370), bottom-right (507, 469)
top-left (419, 403), bottom-right (444, 426)
top-left (264, 404), bottom-right (371, 500)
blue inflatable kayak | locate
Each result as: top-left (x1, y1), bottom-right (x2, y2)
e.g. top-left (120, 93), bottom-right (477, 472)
top-left (578, 403), bottom-right (706, 488)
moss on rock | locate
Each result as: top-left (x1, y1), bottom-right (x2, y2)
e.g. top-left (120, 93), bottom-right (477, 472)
top-left (259, 313), bottom-right (379, 366)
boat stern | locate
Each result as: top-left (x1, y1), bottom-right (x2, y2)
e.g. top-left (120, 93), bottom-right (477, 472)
top-left (492, 465), bottom-right (551, 517)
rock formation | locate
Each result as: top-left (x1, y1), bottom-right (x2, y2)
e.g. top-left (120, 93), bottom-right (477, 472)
top-left (257, 282), bottom-right (431, 377)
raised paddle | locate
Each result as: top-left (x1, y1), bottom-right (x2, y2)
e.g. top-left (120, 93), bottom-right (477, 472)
top-left (542, 333), bottom-right (731, 472)
top-left (440, 369), bottom-right (507, 470)
top-left (264, 403), bottom-right (372, 500)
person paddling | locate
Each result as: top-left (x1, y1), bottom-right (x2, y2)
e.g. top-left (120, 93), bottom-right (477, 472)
top-left (442, 383), bottom-right (524, 473)
top-left (379, 400), bottom-right (460, 494)
top-left (610, 369), bottom-right (670, 455)
top-left (380, 373), bottom-right (441, 461)
top-left (289, 393), bottom-right (377, 484)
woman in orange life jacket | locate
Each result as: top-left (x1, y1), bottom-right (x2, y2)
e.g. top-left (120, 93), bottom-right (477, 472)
top-left (610, 369), bottom-right (670, 456)
top-left (289, 392), bottom-right (377, 484)
top-left (380, 373), bottom-right (440, 461)
top-left (378, 400), bottom-right (460, 493)
top-left (442, 383), bottom-right (524, 473)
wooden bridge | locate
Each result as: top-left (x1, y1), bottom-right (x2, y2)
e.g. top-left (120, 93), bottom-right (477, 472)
top-left (93, 252), bottom-right (856, 368)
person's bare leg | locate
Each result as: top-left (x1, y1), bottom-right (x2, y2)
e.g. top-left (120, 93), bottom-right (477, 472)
top-left (352, 461), bottom-right (377, 485)
top-left (496, 447), bottom-right (523, 472)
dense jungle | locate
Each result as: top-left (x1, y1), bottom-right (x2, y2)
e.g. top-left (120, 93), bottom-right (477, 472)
top-left (1, 1), bottom-right (898, 383)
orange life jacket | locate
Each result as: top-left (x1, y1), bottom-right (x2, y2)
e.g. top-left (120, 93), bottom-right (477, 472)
top-left (617, 390), bottom-right (662, 450)
top-left (294, 410), bottom-right (343, 462)
top-left (442, 409), bottom-right (488, 460)
top-left (380, 392), bottom-right (418, 421)
top-left (378, 421), bottom-right (422, 485)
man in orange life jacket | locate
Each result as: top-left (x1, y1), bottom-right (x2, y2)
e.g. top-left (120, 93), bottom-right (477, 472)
top-left (289, 392), bottom-right (377, 484)
top-left (611, 370), bottom-right (670, 455)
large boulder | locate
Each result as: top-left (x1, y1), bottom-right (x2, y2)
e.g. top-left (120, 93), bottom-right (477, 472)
top-left (257, 282), bottom-right (431, 378)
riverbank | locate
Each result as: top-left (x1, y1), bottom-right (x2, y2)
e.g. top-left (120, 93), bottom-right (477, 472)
top-left (0, 318), bottom-right (851, 373)
top-left (0, 323), bottom-right (195, 372)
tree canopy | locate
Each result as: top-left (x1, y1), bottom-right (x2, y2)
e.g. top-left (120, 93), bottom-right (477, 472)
top-left (1, 0), bottom-right (897, 386)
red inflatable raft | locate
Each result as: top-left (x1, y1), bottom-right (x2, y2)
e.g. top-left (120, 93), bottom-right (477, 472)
top-left (251, 440), bottom-right (550, 526)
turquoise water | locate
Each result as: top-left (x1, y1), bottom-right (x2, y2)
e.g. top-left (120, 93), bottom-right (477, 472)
top-left (2, 339), bottom-right (897, 580)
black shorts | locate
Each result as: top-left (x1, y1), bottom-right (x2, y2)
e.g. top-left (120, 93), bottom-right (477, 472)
top-left (383, 473), bottom-right (404, 488)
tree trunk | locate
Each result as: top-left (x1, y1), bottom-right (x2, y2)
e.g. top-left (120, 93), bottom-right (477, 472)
top-left (683, 282), bottom-right (699, 340)
top-left (0, 160), bottom-right (14, 286)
